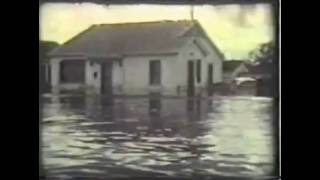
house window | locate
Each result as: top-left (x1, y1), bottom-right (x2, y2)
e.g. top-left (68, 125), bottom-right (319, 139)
top-left (149, 60), bottom-right (161, 85)
top-left (196, 59), bottom-right (201, 83)
top-left (119, 59), bottom-right (123, 67)
top-left (93, 72), bottom-right (98, 79)
top-left (60, 60), bottom-right (85, 83)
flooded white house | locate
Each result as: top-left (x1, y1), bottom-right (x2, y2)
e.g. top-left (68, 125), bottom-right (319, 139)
top-left (48, 20), bottom-right (223, 96)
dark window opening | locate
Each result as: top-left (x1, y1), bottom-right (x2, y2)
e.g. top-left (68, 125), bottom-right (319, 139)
top-left (60, 60), bottom-right (85, 83)
top-left (208, 63), bottom-right (213, 85)
top-left (150, 60), bottom-right (161, 85)
top-left (196, 59), bottom-right (201, 83)
top-left (93, 72), bottom-right (98, 79)
top-left (119, 60), bottom-right (123, 67)
top-left (187, 60), bottom-right (195, 96)
top-left (90, 61), bottom-right (94, 66)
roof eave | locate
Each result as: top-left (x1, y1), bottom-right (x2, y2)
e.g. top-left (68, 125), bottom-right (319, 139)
top-left (47, 53), bottom-right (88, 59)
top-left (124, 52), bottom-right (178, 57)
top-left (193, 22), bottom-right (225, 60)
top-left (47, 51), bottom-right (178, 59)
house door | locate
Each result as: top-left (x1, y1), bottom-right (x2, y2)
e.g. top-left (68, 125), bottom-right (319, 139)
top-left (101, 62), bottom-right (113, 96)
top-left (187, 60), bottom-right (195, 96)
top-left (208, 63), bottom-right (213, 85)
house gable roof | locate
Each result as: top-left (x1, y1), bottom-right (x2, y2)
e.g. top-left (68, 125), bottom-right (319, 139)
top-left (40, 41), bottom-right (59, 63)
top-left (223, 60), bottom-right (245, 72)
top-left (185, 22), bottom-right (225, 60)
top-left (49, 20), bottom-right (201, 58)
top-left (48, 20), bottom-right (224, 59)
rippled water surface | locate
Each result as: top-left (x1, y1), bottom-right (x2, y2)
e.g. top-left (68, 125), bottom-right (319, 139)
top-left (41, 95), bottom-right (277, 179)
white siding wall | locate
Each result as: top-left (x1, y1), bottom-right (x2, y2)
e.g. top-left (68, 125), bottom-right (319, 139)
top-left (161, 58), bottom-right (180, 90)
top-left (118, 36), bottom-right (224, 96)
top-left (178, 38), bottom-right (204, 87)
top-left (176, 37), bottom-right (223, 95)
top-left (112, 61), bottom-right (124, 94)
top-left (122, 57), bottom-right (148, 95)
top-left (121, 55), bottom-right (179, 95)
top-left (85, 61), bottom-right (101, 93)
top-left (84, 60), bottom-right (124, 95)
top-left (49, 37), bottom-right (223, 96)
top-left (196, 37), bottom-right (223, 84)
top-left (50, 58), bottom-right (63, 88)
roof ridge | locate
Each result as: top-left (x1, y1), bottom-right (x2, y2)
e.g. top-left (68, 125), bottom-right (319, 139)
top-left (48, 20), bottom-right (202, 58)
top-left (94, 19), bottom-right (197, 26)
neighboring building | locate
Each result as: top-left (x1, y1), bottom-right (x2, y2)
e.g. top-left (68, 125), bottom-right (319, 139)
top-left (223, 60), bottom-right (249, 84)
top-left (222, 60), bottom-right (261, 96)
top-left (234, 77), bottom-right (257, 96)
top-left (247, 63), bottom-right (272, 80)
top-left (247, 63), bottom-right (275, 97)
top-left (48, 20), bottom-right (224, 96)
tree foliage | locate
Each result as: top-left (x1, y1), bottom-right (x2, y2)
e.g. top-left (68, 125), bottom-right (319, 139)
top-left (249, 41), bottom-right (278, 97)
top-left (250, 41), bottom-right (276, 65)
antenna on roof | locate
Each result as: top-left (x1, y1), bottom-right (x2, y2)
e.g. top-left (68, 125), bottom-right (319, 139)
top-left (190, 5), bottom-right (194, 21)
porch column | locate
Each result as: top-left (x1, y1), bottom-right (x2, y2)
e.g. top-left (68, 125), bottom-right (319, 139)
top-left (85, 60), bottom-right (91, 87)
top-left (85, 60), bottom-right (96, 94)
top-left (50, 58), bottom-right (62, 94)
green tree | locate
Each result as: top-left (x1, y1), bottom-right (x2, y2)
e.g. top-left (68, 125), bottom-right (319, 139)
top-left (249, 41), bottom-right (278, 97)
top-left (250, 41), bottom-right (276, 66)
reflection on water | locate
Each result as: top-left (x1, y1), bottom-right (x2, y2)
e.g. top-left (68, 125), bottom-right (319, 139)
top-left (41, 94), bottom-right (276, 179)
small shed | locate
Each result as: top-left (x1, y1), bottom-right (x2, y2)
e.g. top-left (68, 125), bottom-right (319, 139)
top-left (223, 60), bottom-right (249, 84)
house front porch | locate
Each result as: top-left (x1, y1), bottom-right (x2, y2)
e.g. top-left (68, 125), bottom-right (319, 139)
top-left (50, 57), bottom-right (117, 95)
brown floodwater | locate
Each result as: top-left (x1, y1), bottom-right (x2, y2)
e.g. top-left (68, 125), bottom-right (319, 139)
top-left (40, 94), bottom-right (277, 179)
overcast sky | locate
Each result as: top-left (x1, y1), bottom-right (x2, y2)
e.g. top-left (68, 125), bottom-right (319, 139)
top-left (40, 3), bottom-right (274, 60)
